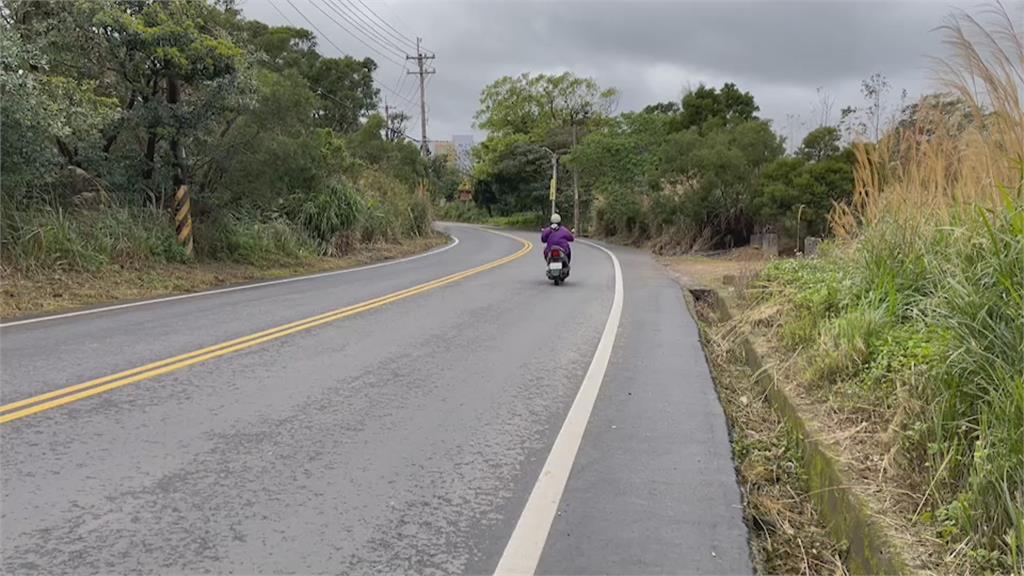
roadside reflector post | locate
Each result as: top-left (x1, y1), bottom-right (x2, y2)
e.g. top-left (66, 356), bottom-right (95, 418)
top-left (174, 184), bottom-right (194, 257)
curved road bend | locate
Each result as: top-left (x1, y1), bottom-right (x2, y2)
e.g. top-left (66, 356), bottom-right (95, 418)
top-left (0, 224), bottom-right (751, 575)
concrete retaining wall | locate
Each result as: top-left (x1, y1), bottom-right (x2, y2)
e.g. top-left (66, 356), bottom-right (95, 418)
top-left (698, 289), bottom-right (908, 575)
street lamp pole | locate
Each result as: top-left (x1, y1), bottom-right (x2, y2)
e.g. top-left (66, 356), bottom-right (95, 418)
top-left (541, 146), bottom-right (558, 216)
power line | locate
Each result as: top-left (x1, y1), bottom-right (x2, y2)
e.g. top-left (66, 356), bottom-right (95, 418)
top-left (282, 0), bottom-right (355, 60)
top-left (268, 0), bottom-right (296, 26)
top-left (281, 0), bottom-right (414, 107)
top-left (324, 0), bottom-right (408, 57)
top-left (307, 0), bottom-right (404, 66)
top-left (377, 0), bottom-right (425, 53)
top-left (315, 0), bottom-right (407, 61)
top-left (350, 0), bottom-right (419, 52)
top-left (335, 0), bottom-right (413, 56)
top-left (391, 65), bottom-right (410, 101)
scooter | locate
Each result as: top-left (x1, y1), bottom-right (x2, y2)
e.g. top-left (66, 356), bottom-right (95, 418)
top-left (546, 247), bottom-right (570, 285)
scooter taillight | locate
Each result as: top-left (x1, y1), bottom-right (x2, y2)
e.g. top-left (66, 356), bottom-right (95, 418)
top-left (550, 248), bottom-right (561, 258)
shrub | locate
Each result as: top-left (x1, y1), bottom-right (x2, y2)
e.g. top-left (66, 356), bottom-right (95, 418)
top-left (195, 212), bottom-right (316, 266)
top-left (436, 201), bottom-right (487, 223)
top-left (1, 203), bottom-right (187, 272)
top-left (295, 180), bottom-right (365, 246)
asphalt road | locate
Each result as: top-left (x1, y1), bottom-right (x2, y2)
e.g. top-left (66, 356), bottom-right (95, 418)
top-left (0, 224), bottom-right (751, 575)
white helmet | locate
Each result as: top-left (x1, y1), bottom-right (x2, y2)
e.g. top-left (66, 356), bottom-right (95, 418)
top-left (550, 213), bottom-right (561, 224)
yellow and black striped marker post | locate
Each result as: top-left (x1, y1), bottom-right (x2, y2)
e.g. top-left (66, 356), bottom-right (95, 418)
top-left (174, 184), bottom-right (194, 256)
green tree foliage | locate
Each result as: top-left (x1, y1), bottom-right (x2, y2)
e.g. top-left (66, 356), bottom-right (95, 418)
top-left (472, 72), bottom-right (617, 217)
top-left (473, 142), bottom-right (550, 215)
top-left (755, 128), bottom-right (853, 238)
top-left (673, 82), bottom-right (760, 132)
top-left (307, 56), bottom-right (378, 133)
top-left (797, 126), bottom-right (841, 161)
top-left (657, 119), bottom-right (784, 237)
top-left (477, 78), bottom-right (852, 249)
top-left (1, 0), bottom-right (439, 270)
top-left (568, 82), bottom-right (787, 247)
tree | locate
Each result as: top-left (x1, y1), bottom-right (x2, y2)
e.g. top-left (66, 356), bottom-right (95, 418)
top-left (657, 119), bottom-right (784, 238)
top-left (5, 0), bottom-right (245, 202)
top-left (673, 82), bottom-right (759, 133)
top-left (2, 0), bottom-right (437, 267)
top-left (306, 56), bottom-right (378, 134)
top-left (754, 129), bottom-right (854, 239)
top-left (798, 126), bottom-right (841, 162)
top-left (241, 22), bottom-right (318, 72)
top-left (384, 108), bottom-right (409, 143)
top-left (840, 72), bottom-right (906, 142)
top-left (812, 86), bottom-right (836, 127)
top-left (474, 72), bottom-right (618, 224)
top-left (473, 142), bottom-right (549, 215)
top-left (0, 17), bottom-right (119, 198)
top-left (642, 101), bottom-right (680, 115)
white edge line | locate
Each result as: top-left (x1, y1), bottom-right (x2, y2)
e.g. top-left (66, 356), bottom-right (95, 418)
top-left (494, 239), bottom-right (624, 576)
top-left (0, 234), bottom-right (460, 328)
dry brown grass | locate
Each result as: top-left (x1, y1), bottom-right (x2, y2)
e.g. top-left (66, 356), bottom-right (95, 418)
top-left (832, 2), bottom-right (1023, 238)
top-left (694, 299), bottom-right (850, 576)
top-left (658, 248), bottom-right (770, 298)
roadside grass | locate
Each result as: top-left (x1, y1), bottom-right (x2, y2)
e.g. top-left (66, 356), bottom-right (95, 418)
top-left (0, 235), bottom-right (446, 319)
top-left (744, 7), bottom-right (1024, 571)
top-left (1, 166), bottom-right (439, 318)
top-left (436, 202), bottom-right (548, 230)
top-left (692, 293), bottom-right (848, 576)
top-left (484, 211), bottom-right (548, 229)
top-left (435, 201), bottom-right (488, 223)
top-left (0, 204), bottom-right (190, 273)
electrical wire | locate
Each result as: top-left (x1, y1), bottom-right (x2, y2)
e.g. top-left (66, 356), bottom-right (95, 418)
top-left (316, 0), bottom-right (407, 61)
top-left (306, 0), bottom-right (405, 66)
top-left (335, 0), bottom-right (414, 56)
top-left (349, 0), bottom-right (419, 52)
top-left (282, 0), bottom-right (415, 106)
top-left (268, 0), bottom-right (296, 26)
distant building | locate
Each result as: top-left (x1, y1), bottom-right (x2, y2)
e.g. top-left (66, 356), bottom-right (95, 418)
top-left (429, 140), bottom-right (455, 161)
top-left (452, 135), bottom-right (475, 173)
top-left (428, 136), bottom-right (475, 173)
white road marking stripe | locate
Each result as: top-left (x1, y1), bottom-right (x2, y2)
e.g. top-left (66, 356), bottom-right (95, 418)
top-left (0, 236), bottom-right (459, 328)
top-left (494, 239), bottom-right (624, 575)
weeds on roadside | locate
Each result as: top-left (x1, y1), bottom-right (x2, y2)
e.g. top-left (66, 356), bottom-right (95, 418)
top-left (696, 299), bottom-right (850, 576)
top-left (752, 4), bottom-right (1024, 571)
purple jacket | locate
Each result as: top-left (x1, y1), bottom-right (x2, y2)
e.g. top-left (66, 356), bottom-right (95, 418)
top-left (541, 225), bottom-right (574, 256)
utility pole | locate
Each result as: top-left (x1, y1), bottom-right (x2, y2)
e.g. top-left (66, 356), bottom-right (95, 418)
top-left (406, 38), bottom-right (435, 156)
top-left (541, 146), bottom-right (564, 217)
top-left (571, 124), bottom-right (580, 234)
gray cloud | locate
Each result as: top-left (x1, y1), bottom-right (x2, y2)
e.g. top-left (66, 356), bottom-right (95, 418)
top-left (242, 0), bottom-right (981, 145)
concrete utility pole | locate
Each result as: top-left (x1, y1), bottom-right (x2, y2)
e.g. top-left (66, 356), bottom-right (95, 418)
top-left (406, 38), bottom-right (435, 156)
top-left (541, 147), bottom-right (559, 216)
top-left (571, 124), bottom-right (580, 234)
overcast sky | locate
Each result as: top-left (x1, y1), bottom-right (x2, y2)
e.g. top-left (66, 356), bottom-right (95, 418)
top-left (240, 0), bottom-right (995, 147)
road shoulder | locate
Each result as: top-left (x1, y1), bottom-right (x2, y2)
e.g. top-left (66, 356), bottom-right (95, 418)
top-left (536, 244), bottom-right (752, 575)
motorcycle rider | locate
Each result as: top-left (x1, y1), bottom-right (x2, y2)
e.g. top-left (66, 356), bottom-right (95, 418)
top-left (541, 213), bottom-right (574, 265)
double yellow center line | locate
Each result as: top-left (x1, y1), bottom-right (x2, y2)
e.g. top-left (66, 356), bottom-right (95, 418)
top-left (0, 236), bottom-right (532, 425)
